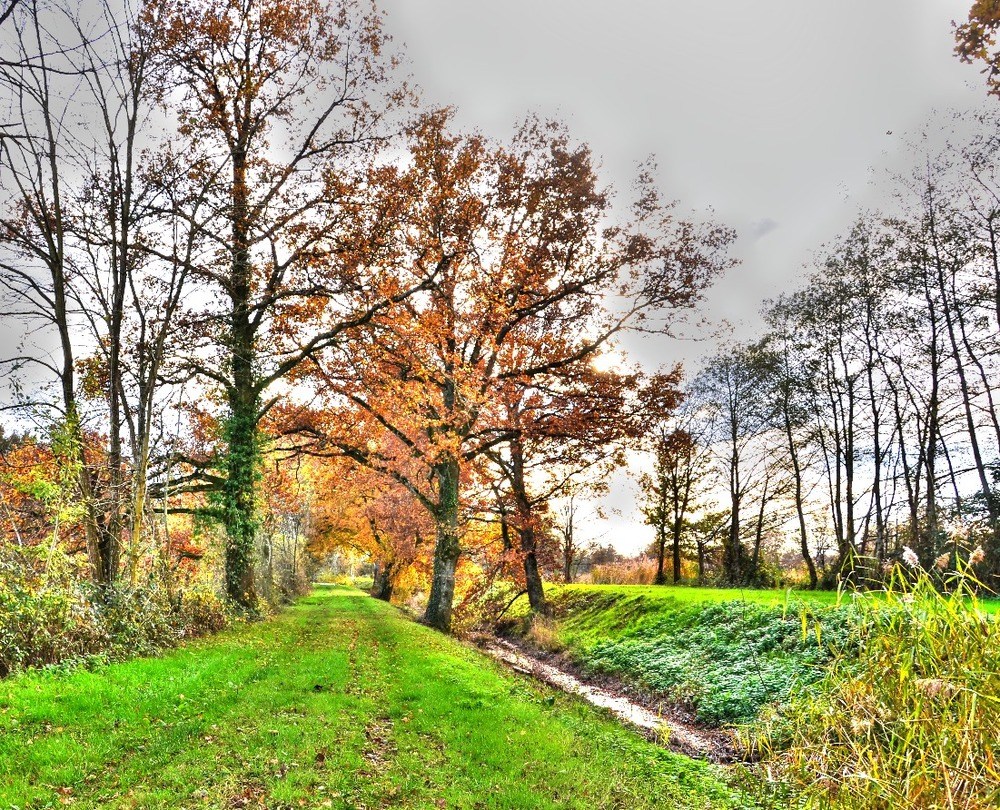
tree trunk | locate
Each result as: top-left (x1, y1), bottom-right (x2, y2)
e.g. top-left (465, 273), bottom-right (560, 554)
top-left (522, 540), bottom-right (547, 614)
top-left (655, 523), bottom-right (667, 585)
top-left (221, 144), bottom-right (259, 611)
top-left (671, 520), bottom-right (682, 584)
top-left (371, 561), bottom-right (393, 601)
top-left (424, 457), bottom-right (461, 631)
top-left (222, 404), bottom-right (259, 608)
top-left (784, 406), bottom-right (817, 588)
top-left (510, 440), bottom-right (548, 613)
top-left (724, 486), bottom-right (746, 584)
top-left (724, 429), bottom-right (746, 584)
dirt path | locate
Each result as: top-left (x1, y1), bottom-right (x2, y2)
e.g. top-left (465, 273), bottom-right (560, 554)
top-left (477, 637), bottom-right (736, 762)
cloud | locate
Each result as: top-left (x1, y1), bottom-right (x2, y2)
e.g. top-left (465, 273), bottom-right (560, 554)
top-left (750, 217), bottom-right (779, 240)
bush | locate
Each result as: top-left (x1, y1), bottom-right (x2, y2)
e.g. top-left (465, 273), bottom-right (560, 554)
top-left (526, 614), bottom-right (564, 653)
top-left (0, 546), bottom-right (231, 677)
top-left (754, 550), bottom-right (1000, 809)
top-left (174, 587), bottom-right (229, 637)
top-left (588, 557), bottom-right (658, 585)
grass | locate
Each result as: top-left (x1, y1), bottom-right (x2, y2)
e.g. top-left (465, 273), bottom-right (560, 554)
top-left (540, 583), bottom-right (1000, 613)
top-left (505, 583), bottom-right (999, 727)
top-left (0, 586), bottom-right (746, 809)
top-left (754, 565), bottom-right (1000, 808)
top-left (545, 584), bottom-right (842, 608)
top-left (506, 584), bottom-right (855, 726)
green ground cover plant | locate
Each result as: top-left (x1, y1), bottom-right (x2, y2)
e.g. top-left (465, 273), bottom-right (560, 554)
top-left (0, 586), bottom-right (746, 809)
top-left (508, 585), bottom-right (855, 726)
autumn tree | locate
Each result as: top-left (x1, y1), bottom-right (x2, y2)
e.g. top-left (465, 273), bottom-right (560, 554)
top-left (307, 112), bottom-right (731, 630)
top-left (956, 4), bottom-right (1000, 96)
top-left (487, 366), bottom-right (683, 611)
top-left (147, 0), bottom-right (411, 608)
top-left (300, 451), bottom-right (429, 602)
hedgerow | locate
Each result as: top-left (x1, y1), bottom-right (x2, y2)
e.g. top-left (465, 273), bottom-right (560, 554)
top-left (0, 546), bottom-right (229, 677)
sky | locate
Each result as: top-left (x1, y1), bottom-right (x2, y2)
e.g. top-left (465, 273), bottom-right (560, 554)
top-left (380, 0), bottom-right (991, 553)
top-left (0, 1), bottom-right (990, 554)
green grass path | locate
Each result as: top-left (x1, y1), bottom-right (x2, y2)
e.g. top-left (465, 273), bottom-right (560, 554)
top-left (0, 587), bottom-right (745, 809)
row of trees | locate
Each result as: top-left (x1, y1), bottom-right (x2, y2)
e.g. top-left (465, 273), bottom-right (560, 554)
top-left (0, 0), bottom-right (731, 630)
top-left (643, 113), bottom-right (1000, 590)
top-left (8, 0), bottom-right (997, 636)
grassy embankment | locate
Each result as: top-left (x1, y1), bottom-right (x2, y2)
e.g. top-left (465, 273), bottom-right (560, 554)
top-left (0, 586), bottom-right (745, 810)
top-left (506, 584), bottom-right (1000, 727)
top-left (507, 585), bottom-right (855, 726)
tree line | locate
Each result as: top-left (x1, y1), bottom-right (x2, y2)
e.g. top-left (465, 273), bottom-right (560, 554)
top-left (5, 0), bottom-right (1000, 641)
top-left (643, 114), bottom-right (1000, 591)
top-left (0, 0), bottom-right (731, 632)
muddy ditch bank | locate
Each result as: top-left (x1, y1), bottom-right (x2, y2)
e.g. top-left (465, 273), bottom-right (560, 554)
top-left (472, 635), bottom-right (739, 763)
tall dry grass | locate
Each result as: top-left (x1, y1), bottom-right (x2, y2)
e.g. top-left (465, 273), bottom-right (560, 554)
top-left (587, 557), bottom-right (659, 585)
top-left (753, 548), bottom-right (999, 809)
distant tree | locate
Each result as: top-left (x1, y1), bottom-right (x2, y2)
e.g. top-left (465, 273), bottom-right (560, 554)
top-left (691, 342), bottom-right (776, 585)
top-left (640, 412), bottom-right (711, 584)
top-left (588, 544), bottom-right (624, 567)
top-left (552, 493), bottom-right (601, 584)
top-left (688, 510), bottom-right (727, 584)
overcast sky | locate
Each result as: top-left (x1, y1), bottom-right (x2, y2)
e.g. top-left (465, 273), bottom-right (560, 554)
top-left (380, 0), bottom-right (992, 552)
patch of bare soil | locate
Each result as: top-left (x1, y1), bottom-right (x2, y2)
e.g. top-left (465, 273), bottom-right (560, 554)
top-left (362, 716), bottom-right (396, 768)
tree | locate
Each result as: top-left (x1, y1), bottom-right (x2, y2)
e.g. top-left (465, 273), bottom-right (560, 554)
top-left (309, 112), bottom-right (731, 630)
top-left (640, 407), bottom-right (711, 584)
top-left (955, 5), bottom-right (1000, 96)
top-left (553, 492), bottom-right (594, 584)
top-left (691, 342), bottom-right (776, 585)
top-left (0, 0), bottom-right (173, 586)
top-left (148, 0), bottom-right (409, 609)
top-left (764, 300), bottom-right (821, 587)
top-left (487, 367), bottom-right (680, 611)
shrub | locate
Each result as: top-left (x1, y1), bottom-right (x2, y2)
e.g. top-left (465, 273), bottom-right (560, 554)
top-left (1, 547), bottom-right (98, 674)
top-left (588, 557), bottom-right (658, 585)
top-left (526, 614), bottom-right (564, 653)
top-left (174, 587), bottom-right (229, 637)
top-left (0, 546), bottom-right (231, 676)
top-left (754, 549), bottom-right (1000, 809)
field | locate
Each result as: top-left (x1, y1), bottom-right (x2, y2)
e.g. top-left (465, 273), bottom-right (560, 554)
top-left (541, 583), bottom-right (1000, 611)
top-left (0, 586), bottom-right (745, 810)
